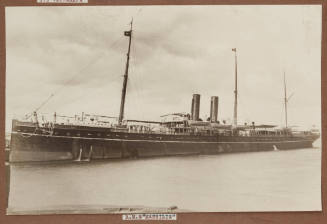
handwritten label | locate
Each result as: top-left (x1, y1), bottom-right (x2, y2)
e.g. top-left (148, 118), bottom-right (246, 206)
top-left (122, 214), bottom-right (177, 221)
top-left (37, 0), bottom-right (88, 3)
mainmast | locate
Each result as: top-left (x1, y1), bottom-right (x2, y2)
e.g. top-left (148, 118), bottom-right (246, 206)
top-left (118, 20), bottom-right (133, 126)
top-left (232, 48), bottom-right (238, 127)
top-left (284, 72), bottom-right (288, 129)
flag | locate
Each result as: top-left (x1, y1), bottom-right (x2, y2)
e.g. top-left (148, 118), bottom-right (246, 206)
top-left (232, 48), bottom-right (236, 52)
top-left (124, 31), bottom-right (132, 36)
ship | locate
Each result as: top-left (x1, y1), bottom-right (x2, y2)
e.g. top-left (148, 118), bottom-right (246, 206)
top-left (9, 21), bottom-right (320, 162)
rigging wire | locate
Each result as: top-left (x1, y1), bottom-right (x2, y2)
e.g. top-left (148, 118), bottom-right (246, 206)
top-left (34, 93), bottom-right (54, 113)
top-left (129, 31), bottom-right (146, 121)
top-left (31, 11), bottom-right (145, 119)
top-left (54, 74), bottom-right (123, 113)
top-left (55, 15), bottom-right (144, 118)
top-left (125, 13), bottom-right (146, 121)
top-left (30, 35), bottom-right (124, 115)
top-left (280, 99), bottom-right (284, 127)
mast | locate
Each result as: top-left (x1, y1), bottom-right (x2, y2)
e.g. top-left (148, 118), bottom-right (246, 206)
top-left (284, 72), bottom-right (288, 129)
top-left (118, 20), bottom-right (133, 126)
top-left (232, 48), bottom-right (238, 126)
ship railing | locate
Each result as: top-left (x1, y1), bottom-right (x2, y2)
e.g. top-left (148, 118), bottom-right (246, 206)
top-left (127, 129), bottom-right (156, 134)
top-left (55, 120), bottom-right (116, 128)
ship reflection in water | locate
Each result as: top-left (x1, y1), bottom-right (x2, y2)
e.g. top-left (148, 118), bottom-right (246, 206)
top-left (7, 143), bottom-right (321, 214)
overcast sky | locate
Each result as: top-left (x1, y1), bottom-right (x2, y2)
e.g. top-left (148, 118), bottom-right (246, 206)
top-left (5, 5), bottom-right (321, 131)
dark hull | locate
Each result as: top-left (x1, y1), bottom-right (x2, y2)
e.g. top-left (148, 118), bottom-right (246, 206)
top-left (9, 131), bottom-right (316, 162)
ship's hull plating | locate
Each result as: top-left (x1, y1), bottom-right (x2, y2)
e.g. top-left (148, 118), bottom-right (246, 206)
top-left (9, 132), bottom-right (316, 162)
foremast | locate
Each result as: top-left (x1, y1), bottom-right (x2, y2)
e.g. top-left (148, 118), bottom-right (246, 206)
top-left (118, 20), bottom-right (133, 126)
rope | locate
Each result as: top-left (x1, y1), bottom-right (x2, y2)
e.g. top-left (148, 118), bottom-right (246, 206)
top-left (129, 31), bottom-right (146, 121)
top-left (32, 12), bottom-right (146, 117)
top-left (32, 35), bottom-right (124, 113)
top-left (34, 94), bottom-right (54, 113)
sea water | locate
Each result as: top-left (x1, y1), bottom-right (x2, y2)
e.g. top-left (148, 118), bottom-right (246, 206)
top-left (7, 144), bottom-right (322, 213)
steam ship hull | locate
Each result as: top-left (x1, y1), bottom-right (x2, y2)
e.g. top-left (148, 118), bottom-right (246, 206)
top-left (9, 131), bottom-right (316, 163)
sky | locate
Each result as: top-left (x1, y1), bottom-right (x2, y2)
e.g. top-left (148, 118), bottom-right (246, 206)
top-left (5, 5), bottom-right (322, 131)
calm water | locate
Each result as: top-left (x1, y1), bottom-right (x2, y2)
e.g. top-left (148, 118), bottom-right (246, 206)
top-left (8, 145), bottom-right (322, 213)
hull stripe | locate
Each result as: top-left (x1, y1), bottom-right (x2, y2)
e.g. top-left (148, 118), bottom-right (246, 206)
top-left (12, 132), bottom-right (313, 144)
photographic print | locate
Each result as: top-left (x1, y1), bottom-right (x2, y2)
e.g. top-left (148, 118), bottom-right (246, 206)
top-left (4, 5), bottom-right (322, 214)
